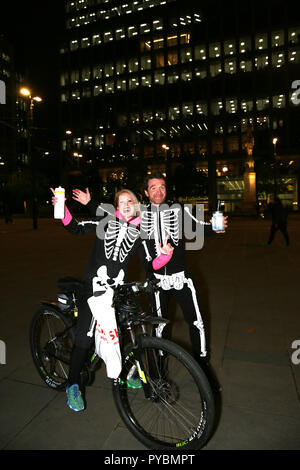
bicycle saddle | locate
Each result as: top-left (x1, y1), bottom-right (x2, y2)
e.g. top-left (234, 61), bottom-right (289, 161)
top-left (57, 277), bottom-right (83, 293)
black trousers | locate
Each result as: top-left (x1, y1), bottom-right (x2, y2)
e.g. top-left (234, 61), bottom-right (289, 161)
top-left (68, 295), bottom-right (94, 386)
top-left (267, 223), bottom-right (289, 245)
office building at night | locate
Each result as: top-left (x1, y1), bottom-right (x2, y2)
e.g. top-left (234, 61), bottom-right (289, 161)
top-left (0, 36), bottom-right (16, 173)
top-left (59, 0), bottom-right (300, 210)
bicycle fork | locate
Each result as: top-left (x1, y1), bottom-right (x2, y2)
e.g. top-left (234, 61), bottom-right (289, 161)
top-left (127, 327), bottom-right (164, 400)
top-left (127, 327), bottom-right (153, 399)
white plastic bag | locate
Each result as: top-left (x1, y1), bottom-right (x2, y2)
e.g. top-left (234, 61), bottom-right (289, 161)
top-left (87, 289), bottom-right (122, 379)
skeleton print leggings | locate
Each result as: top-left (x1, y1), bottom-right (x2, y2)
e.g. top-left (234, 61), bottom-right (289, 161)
top-left (152, 274), bottom-right (207, 358)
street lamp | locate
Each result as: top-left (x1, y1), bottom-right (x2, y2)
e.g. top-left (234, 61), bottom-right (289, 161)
top-left (272, 137), bottom-right (279, 199)
top-left (272, 137), bottom-right (278, 156)
top-left (162, 144), bottom-right (169, 160)
top-left (19, 87), bottom-right (42, 229)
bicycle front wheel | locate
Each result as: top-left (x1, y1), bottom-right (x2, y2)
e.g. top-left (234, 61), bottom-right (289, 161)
top-left (112, 336), bottom-right (215, 450)
top-left (29, 306), bottom-right (74, 390)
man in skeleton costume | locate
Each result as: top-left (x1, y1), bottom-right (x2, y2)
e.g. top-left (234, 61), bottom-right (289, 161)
top-left (141, 173), bottom-right (227, 385)
top-left (51, 188), bottom-right (173, 411)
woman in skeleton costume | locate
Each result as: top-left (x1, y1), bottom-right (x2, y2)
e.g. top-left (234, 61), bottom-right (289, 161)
top-left (51, 188), bottom-right (173, 412)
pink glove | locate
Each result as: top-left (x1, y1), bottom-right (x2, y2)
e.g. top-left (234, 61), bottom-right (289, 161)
top-left (61, 206), bottom-right (72, 226)
top-left (152, 252), bottom-right (173, 271)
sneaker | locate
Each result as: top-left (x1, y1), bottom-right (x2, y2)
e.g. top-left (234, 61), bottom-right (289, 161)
top-left (127, 377), bottom-right (142, 389)
top-left (66, 384), bottom-right (85, 411)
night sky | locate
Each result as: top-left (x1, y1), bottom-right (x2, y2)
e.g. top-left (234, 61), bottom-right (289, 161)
top-left (0, 1), bottom-right (66, 139)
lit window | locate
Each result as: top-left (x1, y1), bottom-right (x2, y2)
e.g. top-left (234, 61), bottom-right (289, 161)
top-left (92, 34), bottom-right (102, 45)
top-left (167, 51), bottom-right (178, 66)
top-left (255, 33), bottom-right (268, 50)
top-left (94, 85), bottom-right (103, 96)
top-left (95, 134), bottom-right (104, 148)
top-left (116, 60), bottom-right (127, 75)
top-left (104, 81), bottom-right (114, 93)
top-left (255, 54), bottom-right (269, 69)
top-left (141, 75), bottom-right (152, 87)
top-left (128, 25), bottom-right (138, 37)
top-left (256, 116), bottom-right (269, 128)
top-left (104, 31), bottom-right (113, 42)
top-left (71, 89), bottom-right (80, 100)
top-left (168, 106), bottom-right (180, 120)
top-left (288, 28), bottom-right (300, 44)
top-left (256, 98), bottom-right (269, 111)
top-left (241, 100), bottom-right (253, 112)
top-left (155, 52), bottom-right (165, 68)
top-left (224, 40), bottom-right (236, 56)
top-left (104, 63), bottom-right (114, 77)
top-left (211, 100), bottom-right (223, 116)
top-left (181, 69), bottom-right (192, 81)
top-left (226, 99), bottom-right (237, 114)
top-left (288, 50), bottom-right (300, 63)
top-left (153, 35), bottom-right (165, 49)
top-left (130, 112), bottom-right (140, 123)
top-left (210, 62), bottom-right (222, 77)
top-left (194, 12), bottom-right (202, 23)
top-left (81, 37), bottom-right (90, 48)
top-left (167, 70), bottom-right (179, 84)
top-left (194, 45), bottom-right (206, 61)
top-left (240, 60), bottom-right (252, 72)
top-left (239, 37), bottom-right (251, 53)
top-left (128, 57), bottom-right (139, 73)
top-left (194, 67), bottom-right (207, 79)
top-left (196, 101), bottom-right (207, 116)
top-left (153, 18), bottom-right (163, 30)
top-left (155, 110), bottom-right (166, 121)
top-left (182, 102), bottom-right (193, 117)
top-left (154, 71), bottom-right (165, 85)
top-left (272, 52), bottom-right (285, 68)
top-left (116, 79), bottom-right (127, 91)
top-left (71, 70), bottom-right (80, 84)
top-left (271, 30), bottom-right (284, 48)
top-left (180, 47), bottom-right (192, 63)
top-left (225, 59), bottom-right (236, 74)
top-left (273, 94), bottom-right (286, 108)
top-left (93, 65), bottom-right (103, 79)
top-left (143, 111), bottom-right (153, 122)
top-left (70, 39), bottom-right (79, 51)
top-left (81, 67), bottom-right (91, 81)
top-left (209, 43), bottom-right (220, 58)
top-left (116, 27), bottom-right (126, 40)
top-left (141, 55), bottom-right (152, 70)
top-left (129, 76), bottom-right (139, 89)
top-left (140, 23), bottom-right (151, 34)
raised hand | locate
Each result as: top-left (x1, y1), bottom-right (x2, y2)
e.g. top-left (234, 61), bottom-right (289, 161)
top-left (72, 188), bottom-right (91, 205)
top-left (158, 236), bottom-right (174, 255)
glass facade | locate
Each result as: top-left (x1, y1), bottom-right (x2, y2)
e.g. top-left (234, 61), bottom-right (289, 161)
top-left (59, 0), bottom-right (300, 208)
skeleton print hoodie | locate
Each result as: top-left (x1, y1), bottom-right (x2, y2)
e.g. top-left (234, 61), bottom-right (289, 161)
top-left (61, 203), bottom-right (171, 295)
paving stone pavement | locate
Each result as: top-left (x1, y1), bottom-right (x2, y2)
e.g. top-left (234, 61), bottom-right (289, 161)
top-left (0, 214), bottom-right (300, 451)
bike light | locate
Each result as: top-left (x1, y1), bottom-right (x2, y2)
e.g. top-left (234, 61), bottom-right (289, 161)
top-left (57, 293), bottom-right (71, 310)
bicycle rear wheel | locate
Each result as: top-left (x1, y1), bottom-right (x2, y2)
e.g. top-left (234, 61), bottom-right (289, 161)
top-left (112, 336), bottom-right (215, 450)
top-left (30, 306), bottom-right (74, 390)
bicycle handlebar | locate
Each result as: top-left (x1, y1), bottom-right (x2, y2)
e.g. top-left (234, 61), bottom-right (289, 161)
top-left (115, 278), bottom-right (160, 296)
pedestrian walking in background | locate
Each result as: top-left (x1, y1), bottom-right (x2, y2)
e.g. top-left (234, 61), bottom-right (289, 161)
top-left (266, 197), bottom-right (290, 247)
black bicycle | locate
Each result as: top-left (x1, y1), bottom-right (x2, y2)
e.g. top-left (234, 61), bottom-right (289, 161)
top-left (29, 277), bottom-right (215, 450)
